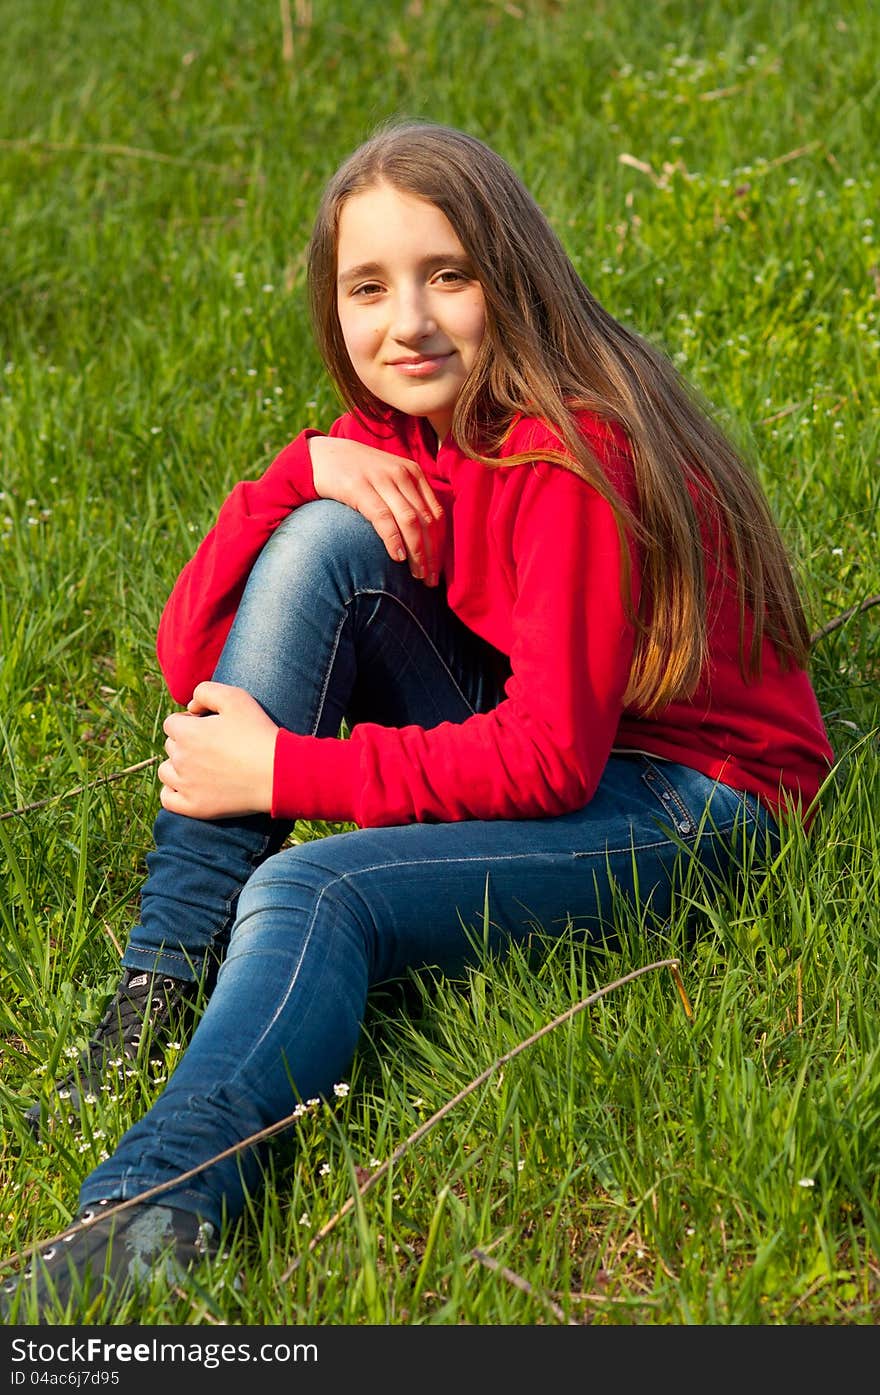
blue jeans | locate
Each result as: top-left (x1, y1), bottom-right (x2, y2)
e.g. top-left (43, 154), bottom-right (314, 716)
top-left (79, 501), bottom-right (780, 1229)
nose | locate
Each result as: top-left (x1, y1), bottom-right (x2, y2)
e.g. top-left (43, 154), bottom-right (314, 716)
top-left (390, 284), bottom-right (437, 343)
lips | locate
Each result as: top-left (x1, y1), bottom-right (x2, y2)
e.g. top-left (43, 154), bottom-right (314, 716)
top-left (389, 353), bottom-right (453, 376)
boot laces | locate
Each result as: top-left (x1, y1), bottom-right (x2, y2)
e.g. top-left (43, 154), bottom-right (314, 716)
top-left (89, 970), bottom-right (183, 1053)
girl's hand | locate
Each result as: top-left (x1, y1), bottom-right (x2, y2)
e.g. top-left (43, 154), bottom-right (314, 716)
top-left (158, 682), bottom-right (277, 819)
top-left (310, 436), bottom-right (446, 585)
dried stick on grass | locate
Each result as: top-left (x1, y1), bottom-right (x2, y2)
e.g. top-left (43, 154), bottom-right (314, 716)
top-left (279, 0), bottom-right (294, 62)
top-left (470, 1247), bottom-right (576, 1324)
top-left (809, 593), bottom-right (880, 645)
top-left (1, 958), bottom-right (682, 1278)
top-left (0, 757), bottom-right (160, 822)
top-left (0, 138), bottom-right (251, 180)
top-left (277, 957), bottom-right (683, 1279)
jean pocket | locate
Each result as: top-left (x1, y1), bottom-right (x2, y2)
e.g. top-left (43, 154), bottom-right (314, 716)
top-left (639, 756), bottom-right (782, 854)
top-left (638, 758), bottom-right (703, 838)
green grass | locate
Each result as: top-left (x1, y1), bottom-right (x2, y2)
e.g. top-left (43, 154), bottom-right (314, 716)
top-left (1, 0), bottom-right (878, 1325)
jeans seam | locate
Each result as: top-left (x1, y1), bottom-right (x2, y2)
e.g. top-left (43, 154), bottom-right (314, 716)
top-left (220, 881), bottom-right (330, 1093)
top-left (347, 587), bottom-right (478, 715)
top-left (251, 839), bottom-right (686, 881)
top-left (313, 611), bottom-right (348, 737)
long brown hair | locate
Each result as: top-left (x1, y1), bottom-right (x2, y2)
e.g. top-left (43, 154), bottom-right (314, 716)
top-left (307, 119), bottom-right (811, 714)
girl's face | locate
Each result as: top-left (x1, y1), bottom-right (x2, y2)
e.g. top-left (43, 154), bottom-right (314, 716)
top-left (335, 181), bottom-right (486, 442)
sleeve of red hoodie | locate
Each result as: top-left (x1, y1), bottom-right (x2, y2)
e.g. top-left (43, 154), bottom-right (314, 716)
top-left (156, 416), bottom-right (402, 705)
top-left (272, 459), bottom-right (640, 825)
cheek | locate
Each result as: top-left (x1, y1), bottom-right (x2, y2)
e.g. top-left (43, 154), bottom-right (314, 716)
top-left (464, 314), bottom-right (487, 364)
top-left (465, 293), bottom-right (487, 348)
top-left (338, 313), bottom-right (380, 365)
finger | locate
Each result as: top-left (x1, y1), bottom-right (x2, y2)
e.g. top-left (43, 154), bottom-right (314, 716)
top-left (402, 468), bottom-right (446, 583)
top-left (409, 469), bottom-right (444, 522)
top-left (347, 484), bottom-right (410, 565)
top-left (157, 757), bottom-right (178, 789)
top-left (372, 482), bottom-right (438, 580)
top-left (348, 465), bottom-right (434, 573)
top-left (190, 680), bottom-right (228, 711)
top-left (394, 458), bottom-right (443, 518)
top-left (159, 783), bottom-right (189, 815)
top-left (163, 709), bottom-right (198, 739)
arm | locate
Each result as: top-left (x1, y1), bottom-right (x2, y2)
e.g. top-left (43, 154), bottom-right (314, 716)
top-left (274, 461), bottom-right (640, 825)
top-left (310, 436), bottom-right (445, 586)
top-left (156, 417), bottom-right (443, 705)
top-left (156, 429), bottom-right (322, 705)
top-left (155, 417), bottom-right (449, 819)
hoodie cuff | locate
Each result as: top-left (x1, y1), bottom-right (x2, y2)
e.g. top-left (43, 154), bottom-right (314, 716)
top-left (271, 728), bottom-right (361, 823)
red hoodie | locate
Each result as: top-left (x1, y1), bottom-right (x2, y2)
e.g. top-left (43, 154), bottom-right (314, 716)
top-left (156, 409), bottom-right (834, 829)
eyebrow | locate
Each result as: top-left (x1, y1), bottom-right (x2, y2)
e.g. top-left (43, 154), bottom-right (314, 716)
top-left (337, 253), bottom-right (473, 287)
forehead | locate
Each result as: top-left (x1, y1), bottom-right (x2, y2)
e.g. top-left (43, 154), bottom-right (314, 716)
top-left (336, 182), bottom-right (465, 269)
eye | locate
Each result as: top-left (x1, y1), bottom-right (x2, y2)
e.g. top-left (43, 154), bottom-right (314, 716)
top-left (433, 268), bottom-right (469, 285)
top-left (350, 281), bottom-right (384, 298)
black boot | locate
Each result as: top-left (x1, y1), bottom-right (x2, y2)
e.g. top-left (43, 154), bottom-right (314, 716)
top-left (0, 1199), bottom-right (217, 1322)
top-left (25, 967), bottom-right (200, 1135)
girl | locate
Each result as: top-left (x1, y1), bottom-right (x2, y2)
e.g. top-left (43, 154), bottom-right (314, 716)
top-left (5, 120), bottom-right (832, 1318)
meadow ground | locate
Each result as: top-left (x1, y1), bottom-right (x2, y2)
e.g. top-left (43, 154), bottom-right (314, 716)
top-left (0, 0), bottom-right (878, 1326)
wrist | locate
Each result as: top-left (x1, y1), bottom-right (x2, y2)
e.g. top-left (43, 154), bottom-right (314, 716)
top-left (308, 434), bottom-right (333, 495)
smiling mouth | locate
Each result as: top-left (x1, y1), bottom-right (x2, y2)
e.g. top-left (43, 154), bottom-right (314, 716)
top-left (389, 353), bottom-right (453, 375)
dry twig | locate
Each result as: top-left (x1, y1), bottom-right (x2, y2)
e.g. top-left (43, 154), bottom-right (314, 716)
top-left (0, 757), bottom-right (159, 822)
top-left (810, 594), bottom-right (880, 645)
top-left (0, 957), bottom-right (683, 1280)
top-left (279, 0), bottom-right (294, 62)
top-left (0, 137), bottom-right (251, 181)
top-left (278, 957), bottom-right (684, 1279)
top-left (471, 1248), bottom-right (575, 1324)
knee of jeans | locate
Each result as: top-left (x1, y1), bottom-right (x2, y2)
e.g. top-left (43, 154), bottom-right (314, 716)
top-left (233, 847), bottom-right (375, 959)
top-left (263, 499), bottom-right (391, 587)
